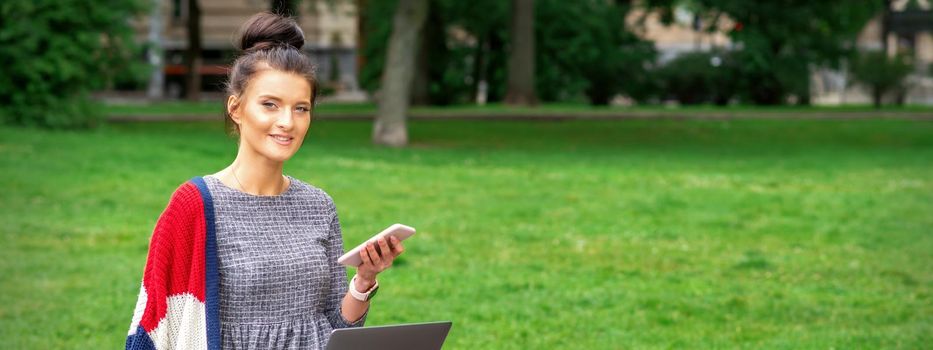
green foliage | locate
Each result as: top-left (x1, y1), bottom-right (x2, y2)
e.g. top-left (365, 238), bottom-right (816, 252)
top-left (361, 0), bottom-right (654, 106)
top-left (434, 0), bottom-right (509, 104)
top-left (0, 0), bottom-right (146, 128)
top-left (362, 0), bottom-right (888, 106)
top-left (537, 0), bottom-right (657, 105)
top-left (360, 0), bottom-right (508, 105)
top-left (850, 51), bottom-right (913, 108)
top-left (644, 0), bottom-right (883, 105)
top-left (657, 50), bottom-right (737, 105)
top-left (666, 1), bottom-right (898, 106)
top-left (358, 0), bottom-right (395, 94)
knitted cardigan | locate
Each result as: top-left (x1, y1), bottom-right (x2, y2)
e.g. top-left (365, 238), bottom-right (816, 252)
top-left (126, 177), bottom-right (220, 350)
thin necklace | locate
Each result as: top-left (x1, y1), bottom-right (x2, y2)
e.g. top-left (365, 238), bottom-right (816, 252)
top-left (231, 166), bottom-right (246, 192)
top-left (231, 164), bottom-right (287, 195)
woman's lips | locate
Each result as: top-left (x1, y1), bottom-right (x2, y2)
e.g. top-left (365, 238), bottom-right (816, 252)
top-left (270, 134), bottom-right (293, 145)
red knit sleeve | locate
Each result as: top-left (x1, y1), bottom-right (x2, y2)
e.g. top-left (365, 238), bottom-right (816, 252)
top-left (135, 181), bottom-right (204, 333)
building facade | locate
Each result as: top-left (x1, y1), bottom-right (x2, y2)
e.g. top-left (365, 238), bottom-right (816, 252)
top-left (132, 0), bottom-right (359, 99)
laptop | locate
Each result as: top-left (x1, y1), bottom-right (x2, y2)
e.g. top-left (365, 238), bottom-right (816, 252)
top-left (326, 321), bottom-right (452, 350)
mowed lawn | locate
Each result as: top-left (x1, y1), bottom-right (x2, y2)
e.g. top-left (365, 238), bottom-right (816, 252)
top-left (1, 117), bottom-right (931, 349)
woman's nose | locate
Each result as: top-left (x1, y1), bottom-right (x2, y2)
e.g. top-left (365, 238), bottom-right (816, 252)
top-left (275, 110), bottom-right (294, 129)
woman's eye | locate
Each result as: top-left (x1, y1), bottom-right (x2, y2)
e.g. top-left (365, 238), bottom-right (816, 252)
top-left (263, 102), bottom-right (277, 109)
top-left (296, 106), bottom-right (310, 113)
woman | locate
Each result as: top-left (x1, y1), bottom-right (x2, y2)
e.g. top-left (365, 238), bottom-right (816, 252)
top-left (125, 12), bottom-right (403, 350)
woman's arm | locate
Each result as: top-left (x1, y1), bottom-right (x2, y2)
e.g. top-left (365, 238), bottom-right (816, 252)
top-left (340, 236), bottom-right (405, 322)
top-left (323, 198), bottom-right (405, 328)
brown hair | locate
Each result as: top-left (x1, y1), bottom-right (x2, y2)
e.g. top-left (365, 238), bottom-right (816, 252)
top-left (224, 12), bottom-right (318, 137)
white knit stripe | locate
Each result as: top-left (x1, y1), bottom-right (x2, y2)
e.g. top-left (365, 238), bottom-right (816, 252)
top-left (127, 281), bottom-right (148, 336)
top-left (149, 293), bottom-right (207, 350)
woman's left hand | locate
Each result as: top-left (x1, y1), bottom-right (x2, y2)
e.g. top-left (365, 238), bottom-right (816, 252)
top-left (355, 236), bottom-right (405, 289)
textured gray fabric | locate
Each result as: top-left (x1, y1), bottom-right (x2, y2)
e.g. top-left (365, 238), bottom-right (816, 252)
top-left (203, 174), bottom-right (365, 350)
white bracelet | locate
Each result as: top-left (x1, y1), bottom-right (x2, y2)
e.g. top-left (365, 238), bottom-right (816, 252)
top-left (349, 274), bottom-right (379, 302)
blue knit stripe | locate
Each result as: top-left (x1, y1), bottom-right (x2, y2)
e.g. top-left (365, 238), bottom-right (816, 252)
top-left (192, 176), bottom-right (220, 350)
top-left (124, 325), bottom-right (156, 350)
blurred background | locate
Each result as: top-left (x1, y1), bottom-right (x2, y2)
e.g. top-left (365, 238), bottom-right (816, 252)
top-left (1, 0), bottom-right (932, 128)
top-left (1, 0), bottom-right (931, 349)
top-left (105, 0), bottom-right (933, 107)
top-left (128, 0), bottom-right (933, 108)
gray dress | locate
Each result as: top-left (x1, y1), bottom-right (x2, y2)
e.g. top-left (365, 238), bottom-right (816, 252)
top-left (203, 175), bottom-right (366, 350)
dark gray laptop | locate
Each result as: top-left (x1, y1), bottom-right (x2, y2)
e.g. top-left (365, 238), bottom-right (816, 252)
top-left (326, 321), bottom-right (452, 350)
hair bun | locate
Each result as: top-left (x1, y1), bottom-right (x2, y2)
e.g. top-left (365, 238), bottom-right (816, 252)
top-left (236, 12), bottom-right (305, 52)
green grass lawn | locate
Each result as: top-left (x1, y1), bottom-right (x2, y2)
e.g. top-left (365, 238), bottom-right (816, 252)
top-left (1, 118), bottom-right (931, 348)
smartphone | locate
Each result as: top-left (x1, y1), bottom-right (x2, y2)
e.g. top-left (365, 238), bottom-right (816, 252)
top-left (337, 224), bottom-right (416, 267)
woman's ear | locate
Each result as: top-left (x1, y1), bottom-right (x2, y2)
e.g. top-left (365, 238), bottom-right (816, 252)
top-left (227, 95), bottom-right (241, 125)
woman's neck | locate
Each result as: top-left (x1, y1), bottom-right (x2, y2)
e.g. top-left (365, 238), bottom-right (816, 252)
top-left (226, 151), bottom-right (289, 196)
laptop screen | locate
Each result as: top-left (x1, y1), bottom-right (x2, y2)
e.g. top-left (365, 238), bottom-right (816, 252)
top-left (326, 321), bottom-right (452, 350)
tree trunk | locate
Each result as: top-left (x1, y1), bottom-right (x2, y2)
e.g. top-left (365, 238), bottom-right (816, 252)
top-left (146, 0), bottom-right (165, 100)
top-left (356, 0), bottom-right (368, 90)
top-left (487, 33), bottom-right (506, 102)
top-left (372, 0), bottom-right (428, 147)
top-left (185, 0), bottom-right (202, 101)
top-left (881, 0), bottom-right (891, 53)
top-left (412, 5), bottom-right (445, 106)
top-left (410, 12), bottom-right (433, 106)
top-left (873, 87), bottom-right (882, 109)
top-left (504, 0), bottom-right (537, 106)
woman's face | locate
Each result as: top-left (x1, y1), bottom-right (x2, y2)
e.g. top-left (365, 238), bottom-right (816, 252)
top-left (227, 67), bottom-right (313, 164)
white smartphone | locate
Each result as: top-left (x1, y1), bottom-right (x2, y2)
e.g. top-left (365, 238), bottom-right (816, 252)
top-left (338, 223), bottom-right (416, 267)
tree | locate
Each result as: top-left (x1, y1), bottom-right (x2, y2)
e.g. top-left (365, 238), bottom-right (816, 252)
top-left (372, 0), bottom-right (429, 147)
top-left (409, 4), bottom-right (443, 106)
top-left (436, 0), bottom-right (510, 104)
top-left (850, 51), bottom-right (912, 108)
top-left (0, 0), bottom-right (145, 128)
top-left (733, 1), bottom-right (878, 104)
top-left (644, 0), bottom-right (882, 105)
top-left (504, 0), bottom-right (538, 106)
top-left (185, 0), bottom-right (202, 101)
top-left (357, 0), bottom-right (368, 85)
top-left (272, 0), bottom-right (299, 17)
top-left (361, 0), bottom-right (654, 106)
top-left (536, 0), bottom-right (656, 105)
